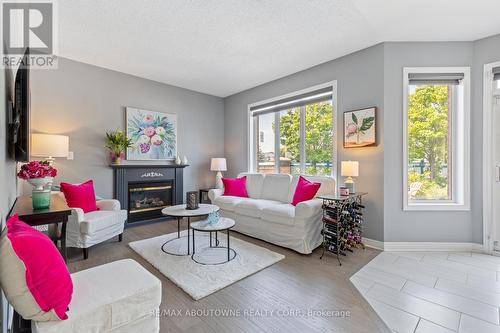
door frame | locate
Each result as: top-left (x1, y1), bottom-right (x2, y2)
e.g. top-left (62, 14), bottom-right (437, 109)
top-left (483, 61), bottom-right (500, 253)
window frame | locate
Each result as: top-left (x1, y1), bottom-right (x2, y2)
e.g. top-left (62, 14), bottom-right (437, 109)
top-left (247, 81), bottom-right (338, 178)
top-left (402, 67), bottom-right (471, 211)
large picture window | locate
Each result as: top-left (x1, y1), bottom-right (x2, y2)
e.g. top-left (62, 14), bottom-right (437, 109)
top-left (249, 83), bottom-right (337, 177)
top-left (403, 68), bottom-right (470, 210)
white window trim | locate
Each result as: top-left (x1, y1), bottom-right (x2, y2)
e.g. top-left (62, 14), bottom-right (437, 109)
top-left (402, 67), bottom-right (470, 211)
top-left (247, 81), bottom-right (338, 179)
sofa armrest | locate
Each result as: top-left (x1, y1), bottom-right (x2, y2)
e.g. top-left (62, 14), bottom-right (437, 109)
top-left (96, 199), bottom-right (121, 211)
top-left (295, 198), bottom-right (323, 219)
top-left (68, 207), bottom-right (85, 224)
top-left (208, 189), bottom-right (223, 203)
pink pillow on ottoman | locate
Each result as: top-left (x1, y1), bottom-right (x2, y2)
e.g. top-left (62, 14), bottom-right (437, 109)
top-left (222, 176), bottom-right (249, 197)
top-left (60, 180), bottom-right (98, 213)
top-left (291, 176), bottom-right (321, 206)
top-left (0, 214), bottom-right (73, 321)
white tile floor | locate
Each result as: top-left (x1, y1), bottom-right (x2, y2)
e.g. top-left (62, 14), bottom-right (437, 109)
top-left (351, 252), bottom-right (500, 333)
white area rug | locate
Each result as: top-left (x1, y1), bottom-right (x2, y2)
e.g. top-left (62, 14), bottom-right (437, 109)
top-left (129, 231), bottom-right (285, 300)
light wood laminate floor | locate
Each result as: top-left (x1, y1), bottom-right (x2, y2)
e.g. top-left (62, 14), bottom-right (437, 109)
top-left (66, 219), bottom-right (390, 333)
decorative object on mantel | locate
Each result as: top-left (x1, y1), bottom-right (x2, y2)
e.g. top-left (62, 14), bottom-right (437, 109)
top-left (105, 129), bottom-right (132, 165)
top-left (17, 161), bottom-right (57, 209)
top-left (31, 133), bottom-right (69, 166)
top-left (339, 187), bottom-right (349, 196)
top-left (341, 161), bottom-right (359, 194)
top-left (185, 191), bottom-right (199, 210)
top-left (126, 107), bottom-right (177, 161)
top-left (344, 107), bottom-right (376, 148)
top-left (210, 158), bottom-right (227, 189)
top-left (182, 155), bottom-right (189, 165)
top-left (175, 155), bottom-right (182, 165)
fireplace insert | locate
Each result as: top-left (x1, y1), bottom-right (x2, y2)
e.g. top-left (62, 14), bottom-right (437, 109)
top-left (128, 181), bottom-right (173, 223)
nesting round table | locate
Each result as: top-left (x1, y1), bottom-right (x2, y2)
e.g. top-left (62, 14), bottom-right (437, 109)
top-left (161, 204), bottom-right (219, 256)
top-left (190, 217), bottom-right (236, 265)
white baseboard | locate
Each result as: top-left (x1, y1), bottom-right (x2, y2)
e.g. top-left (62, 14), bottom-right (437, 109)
top-left (363, 239), bottom-right (484, 252)
top-left (363, 238), bottom-right (384, 250)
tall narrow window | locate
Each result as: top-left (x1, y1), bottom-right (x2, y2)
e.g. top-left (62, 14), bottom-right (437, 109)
top-left (403, 68), bottom-right (470, 210)
top-left (249, 83), bottom-right (336, 177)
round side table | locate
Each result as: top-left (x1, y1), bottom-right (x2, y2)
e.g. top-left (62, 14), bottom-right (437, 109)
top-left (190, 217), bottom-right (236, 265)
top-left (161, 204), bottom-right (219, 256)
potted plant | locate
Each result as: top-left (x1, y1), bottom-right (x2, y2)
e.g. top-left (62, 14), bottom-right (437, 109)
top-left (17, 161), bottom-right (57, 209)
top-left (105, 130), bottom-right (132, 165)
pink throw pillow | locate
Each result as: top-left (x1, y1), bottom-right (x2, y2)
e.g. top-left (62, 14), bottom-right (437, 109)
top-left (291, 176), bottom-right (321, 206)
top-left (222, 176), bottom-right (249, 198)
top-left (0, 214), bottom-right (73, 321)
top-left (60, 180), bottom-right (98, 213)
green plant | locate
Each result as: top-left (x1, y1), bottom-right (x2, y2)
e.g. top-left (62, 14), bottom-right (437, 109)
top-left (105, 130), bottom-right (132, 154)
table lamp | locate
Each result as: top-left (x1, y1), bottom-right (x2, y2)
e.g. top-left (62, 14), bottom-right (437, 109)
top-left (210, 158), bottom-right (227, 189)
top-left (31, 134), bottom-right (69, 165)
top-left (341, 161), bottom-right (359, 193)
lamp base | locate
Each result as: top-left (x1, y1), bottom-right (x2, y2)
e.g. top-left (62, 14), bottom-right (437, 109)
top-left (215, 171), bottom-right (224, 189)
top-left (344, 176), bottom-right (355, 193)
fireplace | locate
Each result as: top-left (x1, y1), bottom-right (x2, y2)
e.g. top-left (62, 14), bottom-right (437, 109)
top-left (128, 181), bottom-right (173, 223)
top-left (111, 164), bottom-right (187, 225)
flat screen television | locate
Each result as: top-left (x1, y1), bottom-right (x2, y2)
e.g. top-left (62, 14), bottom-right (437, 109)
top-left (10, 48), bottom-right (30, 162)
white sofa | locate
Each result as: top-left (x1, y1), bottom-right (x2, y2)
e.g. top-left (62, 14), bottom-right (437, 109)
top-left (32, 259), bottom-right (162, 333)
top-left (208, 173), bottom-right (335, 254)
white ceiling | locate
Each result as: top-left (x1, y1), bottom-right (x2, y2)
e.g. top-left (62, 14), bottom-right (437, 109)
top-left (59, 0), bottom-right (500, 97)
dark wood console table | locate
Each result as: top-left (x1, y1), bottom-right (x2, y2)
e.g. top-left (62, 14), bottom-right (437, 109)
top-left (8, 193), bottom-right (72, 262)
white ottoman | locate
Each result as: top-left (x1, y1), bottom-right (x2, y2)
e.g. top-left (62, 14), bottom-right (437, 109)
top-left (32, 259), bottom-right (162, 333)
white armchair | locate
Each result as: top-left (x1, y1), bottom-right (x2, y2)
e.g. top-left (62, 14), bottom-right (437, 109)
top-left (60, 193), bottom-right (127, 259)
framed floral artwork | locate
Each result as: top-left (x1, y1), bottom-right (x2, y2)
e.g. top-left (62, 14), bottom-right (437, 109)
top-left (126, 107), bottom-right (177, 160)
top-left (344, 107), bottom-right (376, 148)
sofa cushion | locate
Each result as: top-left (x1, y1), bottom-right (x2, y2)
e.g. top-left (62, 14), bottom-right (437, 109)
top-left (80, 210), bottom-right (127, 235)
top-left (0, 215), bottom-right (73, 322)
top-left (291, 176), bottom-right (321, 206)
top-left (238, 173), bottom-right (264, 199)
top-left (262, 204), bottom-right (295, 226)
top-left (234, 199), bottom-right (282, 218)
top-left (289, 175), bottom-right (336, 202)
top-left (60, 180), bottom-right (98, 213)
top-left (213, 195), bottom-right (246, 212)
top-left (260, 174), bottom-right (292, 202)
top-left (295, 198), bottom-right (323, 219)
top-left (222, 176), bottom-right (248, 197)
top-left (32, 259), bottom-right (161, 333)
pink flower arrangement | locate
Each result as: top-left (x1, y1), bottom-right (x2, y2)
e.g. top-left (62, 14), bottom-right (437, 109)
top-left (144, 126), bottom-right (156, 137)
top-left (17, 161), bottom-right (57, 180)
top-left (346, 123), bottom-right (358, 135)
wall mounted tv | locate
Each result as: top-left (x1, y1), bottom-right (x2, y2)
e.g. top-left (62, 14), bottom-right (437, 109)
top-left (10, 48), bottom-right (30, 162)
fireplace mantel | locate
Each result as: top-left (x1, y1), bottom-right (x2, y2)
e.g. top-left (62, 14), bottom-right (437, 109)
top-left (111, 164), bottom-right (188, 225)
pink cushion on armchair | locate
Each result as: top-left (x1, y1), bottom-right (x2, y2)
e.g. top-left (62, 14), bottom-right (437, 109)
top-left (61, 180), bottom-right (98, 213)
top-left (0, 214), bottom-right (73, 321)
top-left (222, 176), bottom-right (249, 198)
top-left (291, 176), bottom-right (321, 206)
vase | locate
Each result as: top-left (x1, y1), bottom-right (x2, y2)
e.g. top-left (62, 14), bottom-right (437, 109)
top-left (175, 156), bottom-right (182, 165)
top-left (110, 151), bottom-right (124, 165)
top-left (182, 156), bottom-right (188, 165)
top-left (27, 177), bottom-right (53, 209)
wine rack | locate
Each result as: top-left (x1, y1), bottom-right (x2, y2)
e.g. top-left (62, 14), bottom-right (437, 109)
top-left (318, 193), bottom-right (367, 265)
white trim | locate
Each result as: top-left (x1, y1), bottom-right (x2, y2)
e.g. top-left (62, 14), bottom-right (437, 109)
top-left (363, 238), bottom-right (384, 251)
top-left (402, 67), bottom-right (471, 211)
top-left (483, 61), bottom-right (500, 253)
top-left (247, 81), bottom-right (338, 179)
top-left (383, 242), bottom-right (483, 252)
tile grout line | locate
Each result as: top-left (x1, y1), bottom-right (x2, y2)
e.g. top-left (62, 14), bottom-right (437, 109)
top-left (413, 317), bottom-right (421, 333)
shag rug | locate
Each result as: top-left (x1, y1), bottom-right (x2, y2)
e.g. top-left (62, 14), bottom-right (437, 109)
top-left (129, 230), bottom-right (285, 300)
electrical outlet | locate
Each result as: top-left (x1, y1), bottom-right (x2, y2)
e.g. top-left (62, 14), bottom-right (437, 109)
top-left (67, 151), bottom-right (74, 160)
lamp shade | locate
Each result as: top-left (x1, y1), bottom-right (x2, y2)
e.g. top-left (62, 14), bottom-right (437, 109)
top-left (31, 134), bottom-right (69, 158)
top-left (210, 158), bottom-right (227, 171)
top-left (341, 161), bottom-right (359, 177)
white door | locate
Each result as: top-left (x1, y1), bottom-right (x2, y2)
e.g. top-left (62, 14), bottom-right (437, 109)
top-left (493, 80), bottom-right (500, 251)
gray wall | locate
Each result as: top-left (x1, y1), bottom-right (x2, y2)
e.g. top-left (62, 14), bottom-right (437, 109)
top-left (382, 42), bottom-right (475, 242)
top-left (29, 58), bottom-right (225, 199)
top-left (1, 65), bottom-right (18, 333)
top-left (224, 44), bottom-right (385, 242)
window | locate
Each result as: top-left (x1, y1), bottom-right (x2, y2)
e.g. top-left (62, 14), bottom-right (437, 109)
top-left (249, 82), bottom-right (337, 177)
top-left (403, 68), bottom-right (470, 210)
